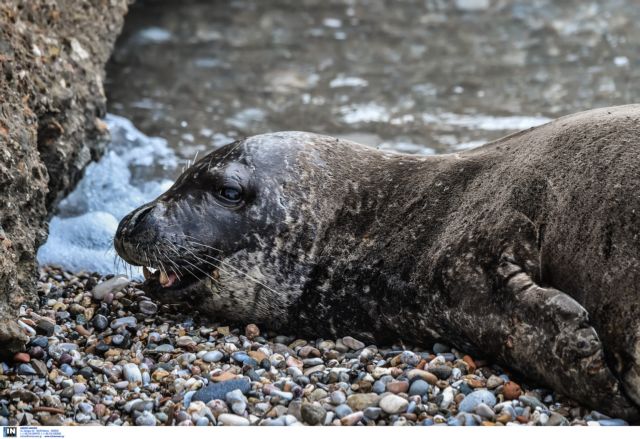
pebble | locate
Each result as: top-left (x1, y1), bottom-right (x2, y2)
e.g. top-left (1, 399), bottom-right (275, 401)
top-left (123, 363), bottom-right (142, 383)
top-left (458, 390), bottom-right (497, 413)
top-left (347, 393), bottom-right (380, 411)
top-left (135, 411), bottom-right (156, 426)
top-left (202, 350), bottom-right (223, 363)
top-left (341, 336), bottom-right (365, 350)
top-left (409, 379), bottom-right (430, 396)
top-left (301, 403), bottom-right (326, 425)
top-left (92, 276), bottom-right (129, 300)
top-left (379, 394), bottom-right (409, 414)
top-left (138, 300), bottom-right (158, 315)
top-left (192, 379), bottom-right (251, 403)
top-left (218, 414), bottom-right (250, 426)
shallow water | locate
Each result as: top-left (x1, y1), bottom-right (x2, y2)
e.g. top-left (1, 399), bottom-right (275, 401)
top-left (106, 0), bottom-right (640, 159)
top-left (40, 0), bottom-right (640, 274)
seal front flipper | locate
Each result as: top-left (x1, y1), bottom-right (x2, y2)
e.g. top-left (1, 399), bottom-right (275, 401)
top-left (496, 249), bottom-right (639, 420)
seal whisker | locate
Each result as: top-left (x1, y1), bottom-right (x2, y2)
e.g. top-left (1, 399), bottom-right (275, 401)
top-left (180, 241), bottom-right (285, 298)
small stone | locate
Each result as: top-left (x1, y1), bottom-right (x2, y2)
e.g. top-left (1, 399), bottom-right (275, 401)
top-left (138, 300), bottom-right (158, 315)
top-left (428, 364), bottom-right (452, 379)
top-left (330, 391), bottom-right (346, 405)
top-left (475, 403), bottom-right (495, 420)
top-left (386, 380), bottom-right (409, 394)
top-left (334, 404), bottom-right (353, 419)
top-left (13, 352), bottom-right (30, 363)
top-left (245, 324), bottom-right (260, 338)
top-left (218, 413), bottom-right (250, 426)
top-left (110, 316), bottom-right (136, 329)
top-left (519, 395), bottom-right (546, 410)
top-left (363, 406), bottom-right (382, 420)
top-left (503, 381), bottom-right (521, 400)
top-left (458, 390), bottom-right (497, 413)
top-left (340, 411), bottom-right (363, 426)
top-left (379, 394), bottom-right (408, 414)
top-left (92, 315), bottom-right (109, 331)
top-left (202, 351), bottom-right (224, 363)
top-left (347, 393), bottom-right (380, 411)
top-left (409, 379), bottom-right (430, 396)
top-left (486, 375), bottom-right (504, 389)
top-left (406, 369), bottom-right (438, 384)
top-left (192, 379), bottom-right (251, 404)
top-left (17, 364), bottom-right (37, 375)
top-left (341, 336), bottom-right (365, 350)
top-left (135, 411), bottom-right (157, 426)
top-left (301, 403), bottom-right (326, 425)
top-left (432, 343), bottom-right (450, 354)
top-left (92, 276), bottom-right (129, 300)
top-left (123, 363), bottom-right (142, 383)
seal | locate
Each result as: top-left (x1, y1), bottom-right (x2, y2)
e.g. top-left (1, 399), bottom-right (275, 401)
top-left (115, 104), bottom-right (640, 420)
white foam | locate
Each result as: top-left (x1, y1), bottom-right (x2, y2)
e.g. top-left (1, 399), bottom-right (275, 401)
top-left (37, 114), bottom-right (177, 277)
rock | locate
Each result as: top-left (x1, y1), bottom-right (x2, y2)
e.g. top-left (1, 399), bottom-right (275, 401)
top-left (458, 390), bottom-right (497, 413)
top-left (409, 379), bottom-right (430, 396)
top-left (202, 351), bottom-right (224, 363)
top-left (17, 364), bottom-right (37, 375)
top-left (301, 403), bottom-right (326, 425)
top-left (226, 389), bottom-right (247, 415)
top-left (340, 411), bottom-right (363, 426)
top-left (334, 404), bottom-right (353, 419)
top-left (330, 391), bottom-right (346, 405)
top-left (0, 0), bottom-right (129, 356)
top-left (245, 324), bottom-right (260, 339)
top-left (386, 380), bottom-right (409, 394)
top-left (475, 403), bottom-right (495, 420)
top-left (598, 419), bottom-right (628, 426)
top-left (432, 343), bottom-right (450, 354)
top-left (519, 395), bottom-right (546, 410)
top-left (486, 375), bottom-right (504, 389)
top-left (406, 369), bottom-right (438, 384)
top-left (363, 407), bottom-right (382, 420)
top-left (347, 393), bottom-right (381, 411)
top-left (503, 381), bottom-right (522, 400)
top-left (138, 300), bottom-right (157, 315)
top-left (379, 394), bottom-right (409, 414)
top-left (135, 411), bottom-right (156, 426)
top-left (92, 276), bottom-right (129, 300)
top-left (218, 414), bottom-right (250, 426)
top-left (123, 363), bottom-right (142, 383)
top-left (455, 0), bottom-right (490, 11)
top-left (192, 379), bottom-right (251, 404)
top-left (92, 315), bottom-right (109, 331)
top-left (110, 316), bottom-right (137, 330)
top-left (341, 336), bottom-right (365, 350)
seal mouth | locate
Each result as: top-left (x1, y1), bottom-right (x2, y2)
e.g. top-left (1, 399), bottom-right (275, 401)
top-left (139, 263), bottom-right (216, 292)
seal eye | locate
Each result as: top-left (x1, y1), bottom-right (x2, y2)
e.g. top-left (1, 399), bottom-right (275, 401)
top-left (219, 186), bottom-right (242, 203)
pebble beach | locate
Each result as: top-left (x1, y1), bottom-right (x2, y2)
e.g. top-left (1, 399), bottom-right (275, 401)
top-left (0, 266), bottom-right (629, 427)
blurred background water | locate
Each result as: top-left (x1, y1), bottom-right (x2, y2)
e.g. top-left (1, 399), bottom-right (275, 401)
top-left (39, 0), bottom-right (640, 274)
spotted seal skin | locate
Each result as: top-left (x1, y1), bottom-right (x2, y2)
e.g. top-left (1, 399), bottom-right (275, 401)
top-left (115, 104), bottom-right (640, 420)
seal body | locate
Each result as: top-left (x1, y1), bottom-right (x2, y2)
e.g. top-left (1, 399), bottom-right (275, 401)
top-left (115, 105), bottom-right (640, 419)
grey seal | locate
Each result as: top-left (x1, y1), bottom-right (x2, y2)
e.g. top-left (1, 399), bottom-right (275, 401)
top-left (115, 104), bottom-right (640, 420)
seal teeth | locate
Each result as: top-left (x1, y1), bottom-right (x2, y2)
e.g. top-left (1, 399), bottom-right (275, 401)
top-left (212, 269), bottom-right (220, 280)
top-left (159, 271), bottom-right (168, 285)
top-left (143, 266), bottom-right (153, 280)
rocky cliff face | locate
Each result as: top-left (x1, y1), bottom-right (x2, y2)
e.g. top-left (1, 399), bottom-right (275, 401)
top-left (0, 0), bottom-right (129, 356)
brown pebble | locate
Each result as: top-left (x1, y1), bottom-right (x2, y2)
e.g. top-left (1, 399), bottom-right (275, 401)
top-left (13, 352), bottom-right (30, 363)
top-left (386, 380), bottom-right (409, 394)
top-left (75, 325), bottom-right (91, 337)
top-left (516, 415), bottom-right (529, 423)
top-left (463, 355), bottom-right (476, 373)
top-left (211, 371), bottom-right (238, 382)
top-left (245, 323), bottom-right (260, 339)
top-left (503, 381), bottom-right (522, 400)
top-left (94, 404), bottom-right (107, 417)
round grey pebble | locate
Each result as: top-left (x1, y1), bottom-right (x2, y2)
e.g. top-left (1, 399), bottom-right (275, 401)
top-left (139, 300), bottom-right (158, 315)
top-left (334, 404), bottom-right (353, 419)
top-left (409, 379), bottom-right (430, 396)
top-left (202, 351), bottom-right (223, 363)
top-left (135, 411), bottom-right (156, 426)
